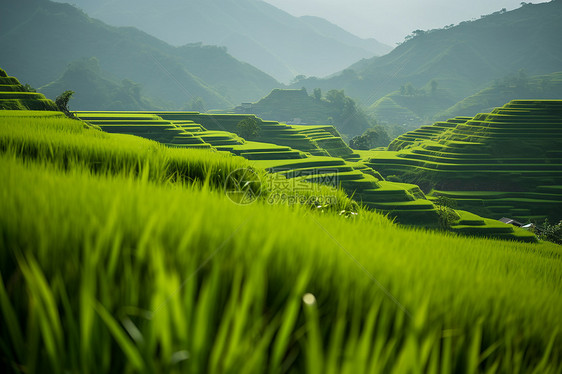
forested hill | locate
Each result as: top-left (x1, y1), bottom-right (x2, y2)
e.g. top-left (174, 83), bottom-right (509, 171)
top-left (293, 0), bottom-right (562, 108)
top-left (51, 0), bottom-right (391, 83)
top-left (0, 0), bottom-right (280, 109)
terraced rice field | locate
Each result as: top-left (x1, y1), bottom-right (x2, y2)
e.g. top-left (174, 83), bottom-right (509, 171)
top-left (0, 70), bottom-right (57, 111)
top-left (388, 117), bottom-right (472, 151)
top-left (364, 100), bottom-right (562, 223)
top-left (73, 110), bottom-right (535, 241)
top-left (0, 69), bottom-right (533, 240)
top-left (2, 75), bottom-right (560, 372)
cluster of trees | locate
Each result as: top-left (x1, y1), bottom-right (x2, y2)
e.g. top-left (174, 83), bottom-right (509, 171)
top-left (235, 117), bottom-right (261, 140)
top-left (493, 69), bottom-right (530, 90)
top-left (489, 69), bottom-right (562, 97)
top-left (434, 196), bottom-right (460, 230)
top-left (399, 80), bottom-right (438, 96)
top-left (348, 126), bottom-right (391, 150)
top-left (309, 88), bottom-right (373, 136)
top-left (396, 4), bottom-right (512, 46)
top-left (306, 88), bottom-right (398, 147)
top-left (535, 219), bottom-right (562, 245)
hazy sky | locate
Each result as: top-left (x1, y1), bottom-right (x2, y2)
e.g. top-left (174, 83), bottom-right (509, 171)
top-left (263, 0), bottom-right (549, 45)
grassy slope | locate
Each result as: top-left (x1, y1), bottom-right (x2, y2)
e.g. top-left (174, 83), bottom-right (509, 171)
top-left (1, 111), bottom-right (561, 372)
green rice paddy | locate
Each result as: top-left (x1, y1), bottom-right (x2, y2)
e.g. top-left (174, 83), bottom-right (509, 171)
top-left (1, 71), bottom-right (561, 373)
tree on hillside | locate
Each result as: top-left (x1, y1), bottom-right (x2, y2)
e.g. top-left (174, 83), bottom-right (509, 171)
top-left (291, 75), bottom-right (307, 85)
top-left (325, 89), bottom-right (346, 109)
top-left (434, 196), bottom-right (460, 229)
top-left (22, 83), bottom-right (36, 92)
top-left (349, 126), bottom-right (391, 150)
top-left (235, 117), bottom-right (261, 140)
top-left (312, 88), bottom-right (322, 101)
top-left (55, 90), bottom-right (77, 119)
top-left (405, 83), bottom-right (416, 96)
top-left (535, 219), bottom-right (562, 245)
top-left (431, 80), bottom-right (438, 94)
top-left (325, 89), bottom-right (372, 136)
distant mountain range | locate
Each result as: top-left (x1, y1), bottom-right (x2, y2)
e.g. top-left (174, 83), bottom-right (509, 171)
top-left (0, 0), bottom-right (280, 110)
top-left (293, 1), bottom-right (562, 119)
top-left (366, 70), bottom-right (562, 127)
top-left (51, 0), bottom-right (391, 83)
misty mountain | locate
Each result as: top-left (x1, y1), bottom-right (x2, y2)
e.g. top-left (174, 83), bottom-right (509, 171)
top-left (293, 1), bottom-right (562, 112)
top-left (0, 0), bottom-right (279, 109)
top-left (39, 58), bottom-right (165, 111)
top-left (52, 0), bottom-right (392, 83)
top-left (298, 16), bottom-right (390, 60)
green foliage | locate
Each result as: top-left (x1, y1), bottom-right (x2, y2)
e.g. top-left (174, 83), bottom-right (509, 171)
top-left (235, 117), bottom-right (261, 140)
top-left (234, 88), bottom-right (373, 136)
top-left (0, 67), bottom-right (7, 77)
top-left (322, 89), bottom-right (373, 136)
top-left (312, 88), bottom-right (322, 101)
top-left (434, 196), bottom-right (460, 229)
top-left (400, 83), bottom-right (423, 96)
top-left (55, 90), bottom-right (76, 118)
top-left (537, 219), bottom-right (562, 245)
top-left (22, 84), bottom-right (36, 93)
top-left (349, 126), bottom-right (391, 150)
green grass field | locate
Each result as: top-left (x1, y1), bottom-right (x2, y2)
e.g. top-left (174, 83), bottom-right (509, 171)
top-left (1, 108), bottom-right (562, 373)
